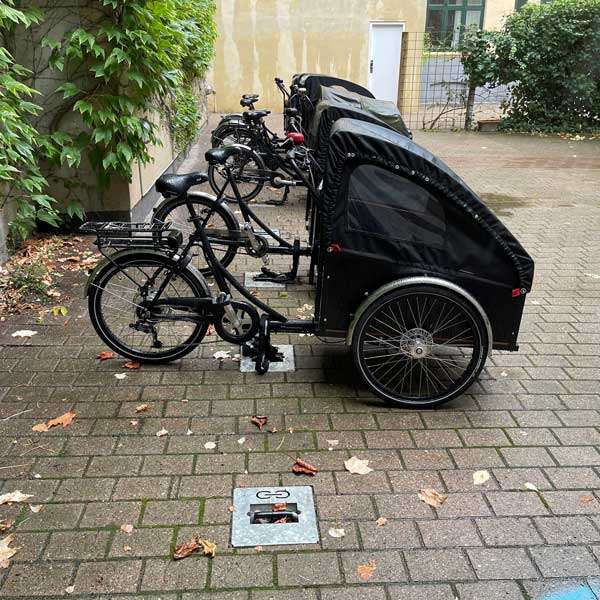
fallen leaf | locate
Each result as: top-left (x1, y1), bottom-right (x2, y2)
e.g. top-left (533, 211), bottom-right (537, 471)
top-left (186, 429), bottom-right (193, 436)
top-left (524, 482), bottom-right (538, 491)
top-left (269, 427), bottom-right (278, 434)
top-left (213, 350), bottom-right (231, 360)
top-left (11, 330), bottom-right (37, 338)
top-left (418, 488), bottom-right (448, 508)
top-left (0, 535), bottom-right (18, 566)
top-left (250, 415), bottom-right (268, 430)
top-left (173, 536), bottom-right (216, 560)
top-left (580, 494), bottom-right (594, 504)
top-left (473, 470), bottom-right (490, 486)
top-left (0, 491), bottom-right (34, 506)
top-left (114, 373), bottom-right (127, 380)
top-left (32, 410), bottom-right (76, 432)
top-left (237, 437), bottom-right (246, 445)
top-left (29, 505), bottom-right (43, 513)
top-left (0, 521), bottom-right (12, 532)
top-left (292, 458), bottom-right (318, 476)
top-left (228, 506), bottom-right (235, 513)
top-left (344, 456), bottom-right (373, 475)
top-left (357, 560), bottom-right (376, 581)
top-left (327, 527), bottom-right (346, 538)
top-left (156, 428), bottom-right (168, 437)
top-left (65, 586), bottom-right (75, 594)
top-left (273, 502), bottom-right (287, 512)
top-left (130, 420), bottom-right (138, 426)
top-left (123, 544), bottom-right (132, 552)
top-left (124, 361), bottom-right (140, 370)
top-left (204, 441), bottom-right (217, 450)
top-left (376, 517), bottom-right (388, 527)
top-left (96, 351), bottom-right (115, 361)
top-left (135, 404), bottom-right (148, 413)
top-left (120, 523), bottom-right (134, 534)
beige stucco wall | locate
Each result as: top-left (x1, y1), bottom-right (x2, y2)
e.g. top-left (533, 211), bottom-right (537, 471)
top-left (211, 0), bottom-right (427, 113)
top-left (484, 0), bottom-right (517, 30)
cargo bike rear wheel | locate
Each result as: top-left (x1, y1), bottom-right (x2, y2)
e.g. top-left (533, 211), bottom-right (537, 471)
top-left (352, 284), bottom-right (489, 408)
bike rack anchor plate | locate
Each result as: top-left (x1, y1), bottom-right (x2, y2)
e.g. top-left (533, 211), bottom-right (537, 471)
top-left (230, 485), bottom-right (319, 547)
top-left (239, 344), bottom-right (295, 373)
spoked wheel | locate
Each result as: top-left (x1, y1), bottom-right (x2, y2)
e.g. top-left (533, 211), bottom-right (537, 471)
top-left (211, 123), bottom-right (254, 148)
top-left (89, 254), bottom-right (210, 363)
top-left (153, 194), bottom-right (239, 275)
top-left (208, 148), bottom-right (266, 202)
top-left (353, 284), bottom-right (488, 408)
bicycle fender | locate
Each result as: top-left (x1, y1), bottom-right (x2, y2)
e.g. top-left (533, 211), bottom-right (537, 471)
top-left (83, 249), bottom-right (210, 298)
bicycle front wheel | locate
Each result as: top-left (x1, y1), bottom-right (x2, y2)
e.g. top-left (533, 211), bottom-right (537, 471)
top-left (208, 148), bottom-right (266, 202)
top-left (88, 253), bottom-right (210, 363)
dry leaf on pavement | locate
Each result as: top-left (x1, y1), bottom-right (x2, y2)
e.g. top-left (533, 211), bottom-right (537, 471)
top-left (524, 482), bottom-right (538, 491)
top-left (376, 517), bottom-right (388, 527)
top-left (96, 351), bottom-right (115, 361)
top-left (124, 361), bottom-right (141, 370)
top-left (0, 491), bottom-right (33, 506)
top-left (156, 428), bottom-right (168, 437)
top-left (114, 373), bottom-right (127, 380)
top-left (0, 521), bottom-right (12, 532)
top-left (292, 458), bottom-right (318, 476)
top-left (135, 404), bottom-right (149, 413)
top-left (32, 410), bottom-right (76, 432)
top-left (0, 535), bottom-right (18, 567)
top-left (473, 470), bottom-right (490, 485)
top-left (327, 528), bottom-right (345, 538)
top-left (418, 488), bottom-right (448, 508)
top-left (173, 536), bottom-right (216, 560)
top-left (29, 505), bottom-right (43, 514)
top-left (204, 441), bottom-right (217, 450)
top-left (344, 456), bottom-right (373, 475)
top-left (580, 494), bottom-right (594, 505)
top-left (120, 524), bottom-right (134, 534)
top-left (250, 415), bottom-right (268, 430)
top-left (65, 586), bottom-right (75, 594)
top-left (357, 560), bottom-right (376, 581)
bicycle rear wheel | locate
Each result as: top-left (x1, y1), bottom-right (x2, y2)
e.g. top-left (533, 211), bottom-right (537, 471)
top-left (88, 253), bottom-right (210, 363)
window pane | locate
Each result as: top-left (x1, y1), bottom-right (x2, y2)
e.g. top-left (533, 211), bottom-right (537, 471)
top-left (429, 0), bottom-right (444, 4)
top-left (465, 9), bottom-right (482, 27)
top-left (426, 9), bottom-right (443, 35)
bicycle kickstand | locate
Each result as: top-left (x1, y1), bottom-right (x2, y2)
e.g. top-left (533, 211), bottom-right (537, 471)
top-left (254, 239), bottom-right (300, 284)
top-left (241, 314), bottom-right (283, 375)
top-left (266, 185), bottom-right (290, 206)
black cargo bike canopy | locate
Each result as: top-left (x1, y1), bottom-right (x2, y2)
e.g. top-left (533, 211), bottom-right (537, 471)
top-left (309, 85), bottom-right (412, 166)
top-left (321, 119), bottom-right (534, 293)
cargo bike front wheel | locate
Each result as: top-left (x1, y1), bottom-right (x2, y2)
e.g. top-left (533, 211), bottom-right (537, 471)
top-left (352, 284), bottom-right (489, 408)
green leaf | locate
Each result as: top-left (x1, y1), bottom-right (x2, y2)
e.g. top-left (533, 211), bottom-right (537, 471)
top-left (56, 82), bottom-right (80, 99)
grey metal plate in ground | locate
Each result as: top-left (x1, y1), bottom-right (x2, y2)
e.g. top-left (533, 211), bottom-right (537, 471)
top-left (231, 485), bottom-right (319, 547)
top-left (239, 344), bottom-right (295, 373)
top-left (244, 271), bottom-right (286, 288)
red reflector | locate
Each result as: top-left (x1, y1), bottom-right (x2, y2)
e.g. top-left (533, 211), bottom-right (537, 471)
top-left (327, 243), bottom-right (342, 254)
top-left (512, 288), bottom-right (521, 298)
top-left (287, 132), bottom-right (305, 145)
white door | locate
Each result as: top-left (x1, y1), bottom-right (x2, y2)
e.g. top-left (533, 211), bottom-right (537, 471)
top-left (368, 23), bottom-right (404, 102)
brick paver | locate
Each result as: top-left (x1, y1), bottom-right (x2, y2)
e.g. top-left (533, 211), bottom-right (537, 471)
top-left (0, 119), bottom-right (599, 598)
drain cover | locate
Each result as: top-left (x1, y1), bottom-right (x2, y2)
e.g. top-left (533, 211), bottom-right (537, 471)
top-left (231, 486), bottom-right (319, 547)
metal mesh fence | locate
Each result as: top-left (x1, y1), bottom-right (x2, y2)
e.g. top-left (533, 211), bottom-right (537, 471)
top-left (398, 32), bottom-right (509, 131)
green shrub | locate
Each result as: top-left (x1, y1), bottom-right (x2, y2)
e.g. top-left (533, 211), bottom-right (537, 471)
top-left (495, 0), bottom-right (600, 133)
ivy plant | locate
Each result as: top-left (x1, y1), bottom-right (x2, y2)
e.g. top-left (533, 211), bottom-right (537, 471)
top-left (0, 1), bottom-right (64, 240)
top-left (45, 0), bottom-right (216, 188)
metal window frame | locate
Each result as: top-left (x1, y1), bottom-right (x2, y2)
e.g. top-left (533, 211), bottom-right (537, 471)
top-left (426, 0), bottom-right (486, 40)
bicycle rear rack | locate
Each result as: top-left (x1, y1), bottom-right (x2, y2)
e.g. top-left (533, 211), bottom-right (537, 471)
top-left (80, 221), bottom-right (182, 252)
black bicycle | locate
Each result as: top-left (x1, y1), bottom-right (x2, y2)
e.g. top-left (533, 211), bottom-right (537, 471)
top-left (153, 144), bottom-right (320, 284)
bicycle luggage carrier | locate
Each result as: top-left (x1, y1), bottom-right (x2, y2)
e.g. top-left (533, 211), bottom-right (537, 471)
top-left (80, 221), bottom-right (182, 252)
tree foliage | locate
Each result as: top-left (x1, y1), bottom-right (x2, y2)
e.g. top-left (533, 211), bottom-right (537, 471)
top-left (461, 0), bottom-right (600, 133)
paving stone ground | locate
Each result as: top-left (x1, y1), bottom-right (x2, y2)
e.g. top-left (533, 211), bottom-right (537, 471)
top-left (0, 116), bottom-right (599, 599)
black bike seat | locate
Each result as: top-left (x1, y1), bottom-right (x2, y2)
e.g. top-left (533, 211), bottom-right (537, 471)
top-left (155, 172), bottom-right (208, 197)
top-left (240, 98), bottom-right (255, 107)
top-left (285, 107), bottom-right (299, 117)
top-left (242, 110), bottom-right (270, 122)
top-left (205, 146), bottom-right (244, 165)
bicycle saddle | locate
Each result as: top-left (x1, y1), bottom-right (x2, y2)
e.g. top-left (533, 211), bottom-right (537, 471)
top-left (205, 146), bottom-right (244, 165)
top-left (242, 110), bottom-right (271, 123)
top-left (240, 97), bottom-right (255, 107)
top-left (285, 107), bottom-right (299, 117)
top-left (155, 172), bottom-right (208, 197)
